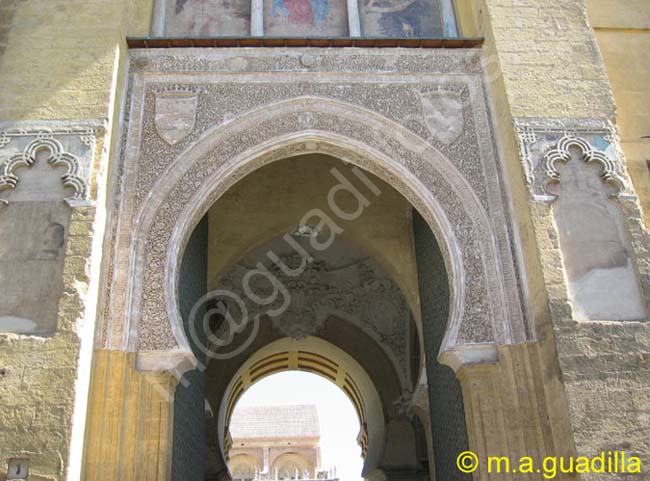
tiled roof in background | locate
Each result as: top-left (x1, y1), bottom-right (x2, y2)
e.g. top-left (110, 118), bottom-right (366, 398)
top-left (230, 404), bottom-right (320, 440)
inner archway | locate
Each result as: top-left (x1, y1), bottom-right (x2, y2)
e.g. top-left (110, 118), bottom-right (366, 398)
top-left (172, 153), bottom-right (469, 481)
top-left (219, 337), bottom-right (385, 478)
top-left (228, 370), bottom-right (365, 481)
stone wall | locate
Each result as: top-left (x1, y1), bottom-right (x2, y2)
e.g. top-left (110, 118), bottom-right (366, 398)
top-left (587, 0), bottom-right (650, 222)
top-left (0, 0), bottom-right (123, 478)
top-left (0, 126), bottom-right (106, 481)
top-left (0, 0), bottom-right (126, 120)
top-left (0, 0), bottom-right (648, 480)
top-left (478, 0), bottom-right (650, 477)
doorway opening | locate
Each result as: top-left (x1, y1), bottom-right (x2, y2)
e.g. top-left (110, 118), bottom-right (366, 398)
top-left (228, 371), bottom-right (363, 481)
top-left (173, 153), bottom-right (468, 481)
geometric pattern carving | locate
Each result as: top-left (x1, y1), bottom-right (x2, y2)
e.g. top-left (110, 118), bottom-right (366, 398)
top-left (544, 135), bottom-right (627, 199)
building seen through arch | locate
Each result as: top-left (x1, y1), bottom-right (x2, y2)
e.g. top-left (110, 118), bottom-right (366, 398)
top-left (227, 405), bottom-right (337, 481)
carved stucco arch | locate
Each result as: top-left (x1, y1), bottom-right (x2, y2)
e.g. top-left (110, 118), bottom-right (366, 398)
top-left (544, 134), bottom-right (628, 198)
top-left (129, 96), bottom-right (523, 371)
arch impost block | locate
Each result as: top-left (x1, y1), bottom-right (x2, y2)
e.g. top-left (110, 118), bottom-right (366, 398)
top-left (135, 349), bottom-right (197, 375)
top-left (438, 344), bottom-right (499, 373)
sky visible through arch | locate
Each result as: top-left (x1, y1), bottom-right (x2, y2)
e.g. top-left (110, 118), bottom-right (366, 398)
top-left (233, 371), bottom-right (364, 481)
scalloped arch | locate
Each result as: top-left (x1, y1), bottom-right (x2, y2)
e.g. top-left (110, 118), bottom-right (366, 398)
top-left (0, 136), bottom-right (87, 204)
top-left (544, 135), bottom-right (627, 197)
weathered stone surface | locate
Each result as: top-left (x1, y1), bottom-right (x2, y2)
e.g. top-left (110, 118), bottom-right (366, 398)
top-left (553, 152), bottom-right (645, 320)
top-left (0, 122), bottom-right (104, 481)
top-left (517, 118), bottom-right (650, 479)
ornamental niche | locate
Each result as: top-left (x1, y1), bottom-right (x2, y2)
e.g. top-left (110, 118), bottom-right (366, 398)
top-left (0, 125), bottom-right (97, 334)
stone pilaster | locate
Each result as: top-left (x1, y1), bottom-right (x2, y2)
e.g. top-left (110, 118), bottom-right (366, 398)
top-left (83, 350), bottom-right (178, 481)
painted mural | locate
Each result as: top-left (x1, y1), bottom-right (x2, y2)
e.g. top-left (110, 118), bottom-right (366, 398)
top-left (166, 0), bottom-right (251, 36)
top-left (359, 0), bottom-right (443, 37)
top-left (264, 0), bottom-right (348, 36)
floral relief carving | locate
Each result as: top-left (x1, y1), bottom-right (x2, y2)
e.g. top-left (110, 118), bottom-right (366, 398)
top-left (101, 49), bottom-right (530, 362)
top-left (217, 253), bottom-right (412, 383)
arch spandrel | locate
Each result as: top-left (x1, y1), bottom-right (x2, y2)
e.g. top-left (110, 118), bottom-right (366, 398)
top-left (127, 97), bottom-right (520, 364)
top-left (108, 51), bottom-right (530, 370)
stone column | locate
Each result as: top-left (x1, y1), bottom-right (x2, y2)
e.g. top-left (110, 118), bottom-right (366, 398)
top-left (251, 0), bottom-right (264, 36)
top-left (151, 0), bottom-right (167, 36)
top-left (346, 0), bottom-right (361, 37)
top-left (264, 447), bottom-right (270, 473)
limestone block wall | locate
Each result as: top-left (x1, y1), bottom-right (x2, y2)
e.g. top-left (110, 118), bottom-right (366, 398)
top-left (0, 129), bottom-right (106, 481)
top-left (587, 0), bottom-right (650, 222)
top-left (475, 0), bottom-right (650, 478)
top-left (0, 0), bottom-right (126, 120)
top-left (0, 0), bottom-right (129, 478)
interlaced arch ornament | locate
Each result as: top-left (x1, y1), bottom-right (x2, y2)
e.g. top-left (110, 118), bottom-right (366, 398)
top-left (543, 135), bottom-right (628, 199)
top-left (0, 135), bottom-right (88, 206)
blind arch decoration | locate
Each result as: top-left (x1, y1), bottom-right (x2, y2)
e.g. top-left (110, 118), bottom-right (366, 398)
top-left (153, 0), bottom-right (458, 38)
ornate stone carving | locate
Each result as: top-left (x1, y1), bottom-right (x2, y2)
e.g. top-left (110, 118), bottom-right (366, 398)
top-left (0, 121), bottom-right (101, 334)
top-left (0, 123), bottom-right (99, 207)
top-left (102, 49), bottom-right (530, 365)
top-left (154, 87), bottom-right (198, 145)
top-left (543, 135), bottom-right (627, 199)
top-left (515, 119), bottom-right (633, 201)
top-left (216, 252), bottom-right (412, 381)
top-left (516, 119), bottom-right (646, 321)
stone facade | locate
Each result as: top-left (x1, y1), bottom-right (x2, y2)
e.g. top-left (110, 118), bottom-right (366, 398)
top-left (227, 405), bottom-right (322, 481)
top-left (0, 1), bottom-right (648, 481)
